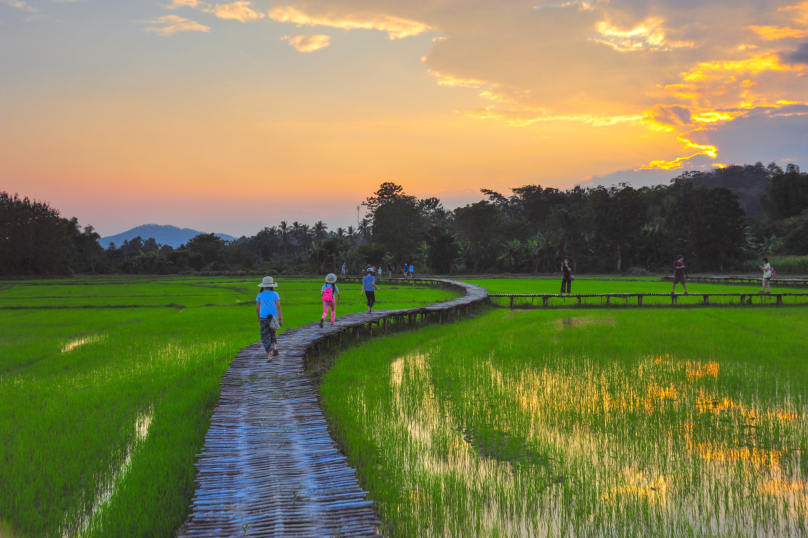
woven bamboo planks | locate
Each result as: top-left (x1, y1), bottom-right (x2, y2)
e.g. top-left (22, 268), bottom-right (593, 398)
top-left (178, 279), bottom-right (488, 537)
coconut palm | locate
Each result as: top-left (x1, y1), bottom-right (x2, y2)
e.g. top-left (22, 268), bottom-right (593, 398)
top-left (279, 221), bottom-right (290, 259)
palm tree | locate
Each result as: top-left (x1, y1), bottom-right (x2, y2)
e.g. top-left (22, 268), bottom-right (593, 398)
top-left (290, 221), bottom-right (302, 253)
top-left (347, 225), bottom-right (356, 239)
top-left (279, 221), bottom-right (289, 259)
top-left (358, 218), bottom-right (372, 241)
top-left (336, 227), bottom-right (345, 238)
top-left (298, 223), bottom-right (311, 252)
top-left (313, 221), bottom-right (328, 241)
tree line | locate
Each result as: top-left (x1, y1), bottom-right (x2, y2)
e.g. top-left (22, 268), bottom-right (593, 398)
top-left (2, 161), bottom-right (806, 277)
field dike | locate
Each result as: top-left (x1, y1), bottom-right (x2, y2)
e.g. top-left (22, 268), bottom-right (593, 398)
top-left (177, 279), bottom-right (488, 537)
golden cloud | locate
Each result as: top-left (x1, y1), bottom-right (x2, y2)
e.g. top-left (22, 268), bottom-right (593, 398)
top-left (282, 34), bottom-right (331, 53)
top-left (750, 25), bottom-right (808, 40)
top-left (267, 6), bottom-right (433, 40)
top-left (140, 15), bottom-right (211, 36)
top-left (164, 0), bottom-right (204, 8)
top-left (206, 1), bottom-right (264, 22)
top-left (591, 18), bottom-right (694, 52)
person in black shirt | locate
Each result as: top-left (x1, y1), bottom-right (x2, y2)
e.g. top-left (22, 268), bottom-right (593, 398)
top-left (560, 259), bottom-right (573, 294)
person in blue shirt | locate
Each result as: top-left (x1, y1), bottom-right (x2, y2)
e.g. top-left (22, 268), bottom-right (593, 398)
top-left (360, 267), bottom-right (381, 313)
top-left (256, 276), bottom-right (283, 361)
top-left (340, 262), bottom-right (346, 276)
top-left (409, 264), bottom-right (414, 278)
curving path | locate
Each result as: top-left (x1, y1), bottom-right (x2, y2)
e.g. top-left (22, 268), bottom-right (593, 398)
top-left (178, 279), bottom-right (488, 537)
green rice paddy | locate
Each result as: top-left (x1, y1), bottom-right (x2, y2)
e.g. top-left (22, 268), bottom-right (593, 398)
top-left (0, 276), bottom-right (456, 538)
top-left (321, 281), bottom-right (808, 537)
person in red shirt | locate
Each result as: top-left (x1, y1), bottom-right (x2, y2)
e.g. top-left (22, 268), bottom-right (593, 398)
top-left (672, 255), bottom-right (688, 294)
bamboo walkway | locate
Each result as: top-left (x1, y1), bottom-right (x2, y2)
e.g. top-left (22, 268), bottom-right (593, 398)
top-left (491, 292), bottom-right (808, 307)
top-left (662, 275), bottom-right (808, 288)
top-left (178, 279), bottom-right (488, 538)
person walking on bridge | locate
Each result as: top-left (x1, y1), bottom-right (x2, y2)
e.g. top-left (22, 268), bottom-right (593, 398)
top-left (560, 259), bottom-right (574, 294)
top-left (320, 273), bottom-right (340, 328)
top-left (672, 255), bottom-right (688, 294)
top-left (256, 276), bottom-right (283, 362)
top-left (360, 267), bottom-right (381, 313)
top-left (758, 257), bottom-right (773, 294)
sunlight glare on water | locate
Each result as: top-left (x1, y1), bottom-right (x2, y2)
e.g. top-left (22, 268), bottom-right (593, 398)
top-left (358, 350), bottom-right (808, 537)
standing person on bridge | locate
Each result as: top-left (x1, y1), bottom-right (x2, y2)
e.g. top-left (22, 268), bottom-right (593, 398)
top-left (340, 262), bottom-right (346, 277)
top-left (256, 276), bottom-right (283, 362)
top-left (387, 261), bottom-right (393, 279)
top-left (360, 267), bottom-right (381, 313)
top-left (560, 259), bottom-right (574, 294)
top-left (320, 273), bottom-right (340, 328)
top-left (409, 263), bottom-right (415, 279)
top-left (672, 255), bottom-right (688, 294)
top-left (758, 257), bottom-right (773, 294)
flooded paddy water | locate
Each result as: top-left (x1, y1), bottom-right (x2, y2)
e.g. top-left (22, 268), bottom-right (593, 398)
top-left (322, 307), bottom-right (808, 537)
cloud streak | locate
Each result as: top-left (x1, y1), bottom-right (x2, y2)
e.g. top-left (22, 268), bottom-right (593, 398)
top-left (139, 15), bottom-right (210, 36)
top-left (282, 34), bottom-right (331, 53)
top-left (267, 6), bottom-right (432, 40)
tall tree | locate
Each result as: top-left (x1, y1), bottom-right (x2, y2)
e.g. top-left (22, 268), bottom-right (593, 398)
top-left (279, 221), bottom-right (290, 259)
top-left (0, 192), bottom-right (71, 275)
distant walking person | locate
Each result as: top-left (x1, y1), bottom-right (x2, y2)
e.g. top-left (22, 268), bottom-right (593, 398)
top-left (672, 255), bottom-right (688, 294)
top-left (409, 264), bottom-right (415, 279)
top-left (758, 257), bottom-right (773, 294)
top-left (560, 259), bottom-right (574, 294)
top-left (256, 276), bottom-right (283, 362)
top-left (403, 263), bottom-right (409, 278)
top-left (340, 262), bottom-right (346, 277)
top-left (361, 267), bottom-right (381, 313)
top-left (378, 265), bottom-right (383, 278)
top-left (387, 262), bottom-right (393, 279)
top-left (320, 273), bottom-right (340, 327)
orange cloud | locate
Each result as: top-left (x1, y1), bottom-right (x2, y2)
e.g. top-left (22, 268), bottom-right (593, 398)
top-left (139, 15), bottom-right (210, 36)
top-left (267, 6), bottom-right (433, 40)
top-left (206, 1), bottom-right (264, 23)
top-left (282, 34), bottom-right (331, 53)
top-left (641, 134), bottom-right (717, 170)
top-left (750, 25), bottom-right (808, 40)
top-left (682, 53), bottom-right (800, 82)
top-left (591, 18), bottom-right (694, 52)
top-left (164, 0), bottom-right (204, 8)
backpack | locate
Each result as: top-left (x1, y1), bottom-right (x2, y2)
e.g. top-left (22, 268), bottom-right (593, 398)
top-left (771, 266), bottom-right (776, 277)
top-left (322, 284), bottom-right (334, 302)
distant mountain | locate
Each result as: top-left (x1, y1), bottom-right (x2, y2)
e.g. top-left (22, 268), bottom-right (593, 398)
top-left (100, 224), bottom-right (236, 248)
top-left (672, 163), bottom-right (774, 219)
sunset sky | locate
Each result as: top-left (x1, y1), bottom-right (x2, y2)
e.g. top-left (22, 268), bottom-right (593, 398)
top-left (2, 0), bottom-right (807, 237)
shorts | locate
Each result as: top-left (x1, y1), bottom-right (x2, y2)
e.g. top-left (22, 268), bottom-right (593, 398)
top-left (673, 275), bottom-right (686, 285)
top-left (259, 317), bottom-right (277, 352)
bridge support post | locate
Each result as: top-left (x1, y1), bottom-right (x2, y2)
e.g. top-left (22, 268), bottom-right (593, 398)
top-left (740, 294), bottom-right (745, 305)
top-left (672, 295), bottom-right (677, 305)
top-left (638, 296), bottom-right (643, 306)
top-left (606, 296), bottom-right (611, 305)
top-left (704, 295), bottom-right (709, 305)
top-left (543, 297), bottom-right (549, 307)
top-left (510, 297), bottom-right (514, 308)
top-left (577, 296), bottom-right (582, 305)
top-left (777, 295), bottom-right (783, 305)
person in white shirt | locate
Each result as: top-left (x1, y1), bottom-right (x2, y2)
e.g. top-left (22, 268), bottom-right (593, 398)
top-left (758, 257), bottom-right (772, 294)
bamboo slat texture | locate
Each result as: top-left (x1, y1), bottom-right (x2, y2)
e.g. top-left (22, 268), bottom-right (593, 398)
top-left (179, 279), bottom-right (488, 538)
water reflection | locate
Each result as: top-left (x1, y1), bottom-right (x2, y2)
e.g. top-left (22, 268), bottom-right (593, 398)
top-left (357, 351), bottom-right (808, 536)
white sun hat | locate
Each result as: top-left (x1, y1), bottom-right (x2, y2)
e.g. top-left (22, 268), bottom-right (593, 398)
top-left (258, 276), bottom-right (278, 288)
top-left (325, 273), bottom-right (337, 283)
